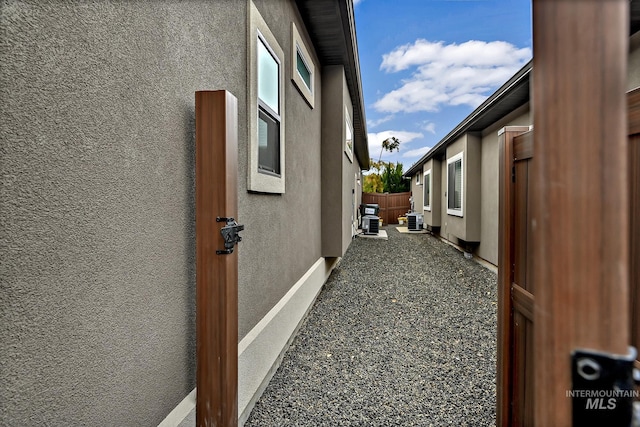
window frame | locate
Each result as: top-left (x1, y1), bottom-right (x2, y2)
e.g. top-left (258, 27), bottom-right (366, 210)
top-left (447, 152), bottom-right (464, 217)
top-left (344, 107), bottom-right (353, 162)
top-left (248, 2), bottom-right (286, 194)
top-left (416, 172), bottom-right (421, 185)
top-left (257, 33), bottom-right (282, 177)
top-left (423, 169), bottom-right (432, 212)
top-left (291, 22), bottom-right (315, 108)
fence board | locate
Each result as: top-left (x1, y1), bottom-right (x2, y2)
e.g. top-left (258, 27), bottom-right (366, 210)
top-left (362, 192), bottom-right (411, 225)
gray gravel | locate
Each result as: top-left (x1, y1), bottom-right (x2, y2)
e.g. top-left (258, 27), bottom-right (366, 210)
top-left (245, 225), bottom-right (498, 427)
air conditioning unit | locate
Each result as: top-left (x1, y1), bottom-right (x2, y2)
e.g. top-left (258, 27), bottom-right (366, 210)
top-left (361, 215), bottom-right (380, 235)
top-left (407, 213), bottom-right (424, 231)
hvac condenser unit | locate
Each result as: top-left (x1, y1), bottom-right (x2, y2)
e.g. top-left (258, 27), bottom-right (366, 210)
top-left (407, 213), bottom-right (424, 231)
top-left (361, 215), bottom-right (380, 235)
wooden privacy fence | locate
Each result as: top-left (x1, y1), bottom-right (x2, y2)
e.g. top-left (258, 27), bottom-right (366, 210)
top-left (362, 192), bottom-right (411, 225)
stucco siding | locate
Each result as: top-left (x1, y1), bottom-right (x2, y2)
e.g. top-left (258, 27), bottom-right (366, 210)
top-left (477, 108), bottom-right (531, 265)
top-left (1, 0), bottom-right (333, 425)
top-left (0, 1), bottom-right (247, 425)
top-left (411, 169), bottom-right (423, 215)
top-left (239, 0), bottom-right (324, 341)
top-left (322, 65), bottom-right (360, 257)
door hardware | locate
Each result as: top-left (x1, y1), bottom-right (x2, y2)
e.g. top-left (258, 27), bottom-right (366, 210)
top-left (216, 217), bottom-right (244, 255)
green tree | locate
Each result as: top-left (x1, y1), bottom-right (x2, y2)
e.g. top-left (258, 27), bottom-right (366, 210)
top-left (363, 173), bottom-right (383, 193)
top-left (381, 162), bottom-right (410, 193)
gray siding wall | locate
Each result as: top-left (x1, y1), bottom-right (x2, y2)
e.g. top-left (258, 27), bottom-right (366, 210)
top-left (322, 65), bottom-right (360, 257)
top-left (240, 0), bottom-right (323, 339)
top-left (1, 0), bottom-right (327, 425)
top-left (477, 107), bottom-right (531, 265)
top-left (411, 168), bottom-right (423, 214)
top-left (442, 134), bottom-right (481, 243)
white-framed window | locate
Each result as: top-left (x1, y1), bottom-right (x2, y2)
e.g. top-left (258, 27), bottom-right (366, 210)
top-left (447, 152), bottom-right (463, 216)
top-left (416, 171), bottom-right (421, 185)
top-left (345, 107), bottom-right (353, 162)
top-left (257, 34), bottom-right (281, 176)
top-left (291, 22), bottom-right (315, 107)
top-left (423, 169), bottom-right (431, 212)
top-left (248, 1), bottom-right (285, 193)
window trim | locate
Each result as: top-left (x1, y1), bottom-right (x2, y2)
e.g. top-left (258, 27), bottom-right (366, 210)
top-left (423, 169), bottom-right (432, 212)
top-left (416, 172), bottom-right (421, 185)
top-left (447, 152), bottom-right (464, 217)
top-left (248, 2), bottom-right (285, 193)
top-left (291, 22), bottom-right (315, 108)
top-left (257, 33), bottom-right (282, 176)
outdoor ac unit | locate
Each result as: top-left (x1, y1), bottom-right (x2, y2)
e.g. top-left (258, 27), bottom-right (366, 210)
top-left (361, 215), bottom-right (380, 235)
top-left (407, 213), bottom-right (424, 231)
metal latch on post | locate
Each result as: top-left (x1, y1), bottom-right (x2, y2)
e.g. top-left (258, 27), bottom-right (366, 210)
top-left (216, 217), bottom-right (244, 255)
top-left (571, 346), bottom-right (638, 426)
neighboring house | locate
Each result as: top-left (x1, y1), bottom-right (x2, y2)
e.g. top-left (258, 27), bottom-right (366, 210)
top-left (405, 62), bottom-right (532, 266)
top-left (405, 27), bottom-right (640, 267)
top-left (0, 1), bottom-right (368, 426)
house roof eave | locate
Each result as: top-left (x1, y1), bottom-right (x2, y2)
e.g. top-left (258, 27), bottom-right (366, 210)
top-left (296, 0), bottom-right (370, 170)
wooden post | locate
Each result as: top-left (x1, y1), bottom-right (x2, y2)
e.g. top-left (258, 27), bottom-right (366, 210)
top-left (629, 88), bottom-right (640, 368)
top-left (497, 126), bottom-right (530, 427)
top-left (195, 90), bottom-right (239, 427)
top-left (531, 1), bottom-right (629, 426)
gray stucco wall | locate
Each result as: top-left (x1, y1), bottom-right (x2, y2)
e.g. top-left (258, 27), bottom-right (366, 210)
top-left (2, 0), bottom-right (330, 425)
top-left (411, 168), bottom-right (423, 215)
top-left (477, 107), bottom-right (531, 265)
top-left (1, 2), bottom-right (248, 425)
top-left (322, 65), bottom-right (358, 257)
top-left (239, 0), bottom-right (324, 340)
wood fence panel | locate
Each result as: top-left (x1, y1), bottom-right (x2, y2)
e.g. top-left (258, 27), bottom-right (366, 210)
top-left (362, 192), bottom-right (411, 225)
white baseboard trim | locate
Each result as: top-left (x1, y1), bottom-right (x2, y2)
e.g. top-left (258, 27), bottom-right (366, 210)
top-left (157, 256), bottom-right (338, 427)
top-left (237, 256), bottom-right (338, 424)
top-left (157, 388), bottom-right (195, 427)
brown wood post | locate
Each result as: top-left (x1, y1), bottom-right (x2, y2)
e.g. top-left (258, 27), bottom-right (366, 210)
top-left (531, 1), bottom-right (629, 426)
top-left (195, 90), bottom-right (239, 427)
top-left (497, 126), bottom-right (530, 427)
top-left (629, 88), bottom-right (640, 367)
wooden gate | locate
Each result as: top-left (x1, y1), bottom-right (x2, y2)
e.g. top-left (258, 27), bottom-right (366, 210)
top-left (361, 192), bottom-right (410, 225)
top-left (497, 126), bottom-right (534, 427)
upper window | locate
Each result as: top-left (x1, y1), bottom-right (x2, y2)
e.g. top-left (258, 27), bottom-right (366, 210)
top-left (296, 49), bottom-right (311, 90)
top-left (423, 169), bottom-right (431, 211)
top-left (248, 1), bottom-right (285, 194)
top-left (257, 35), bottom-right (281, 176)
top-left (447, 153), bottom-right (463, 216)
top-left (345, 108), bottom-right (353, 162)
top-left (291, 22), bottom-right (315, 107)
top-left (416, 172), bottom-right (421, 185)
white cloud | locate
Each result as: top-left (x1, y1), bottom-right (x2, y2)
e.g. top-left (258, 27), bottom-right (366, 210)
top-left (403, 146), bottom-right (431, 158)
top-left (374, 39), bottom-right (531, 113)
top-left (367, 115), bottom-right (394, 128)
top-left (421, 121), bottom-right (436, 134)
top-left (368, 130), bottom-right (424, 159)
top-left (353, 0), bottom-right (363, 5)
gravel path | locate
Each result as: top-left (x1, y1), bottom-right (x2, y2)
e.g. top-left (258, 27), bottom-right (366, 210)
top-left (245, 226), bottom-right (498, 426)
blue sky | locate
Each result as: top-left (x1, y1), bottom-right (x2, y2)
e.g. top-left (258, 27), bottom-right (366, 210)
top-left (353, 0), bottom-right (532, 170)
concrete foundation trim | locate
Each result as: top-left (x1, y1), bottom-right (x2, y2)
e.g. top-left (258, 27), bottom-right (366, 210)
top-left (158, 257), bottom-right (338, 427)
top-left (237, 256), bottom-right (338, 424)
top-left (157, 389), bottom-right (196, 427)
